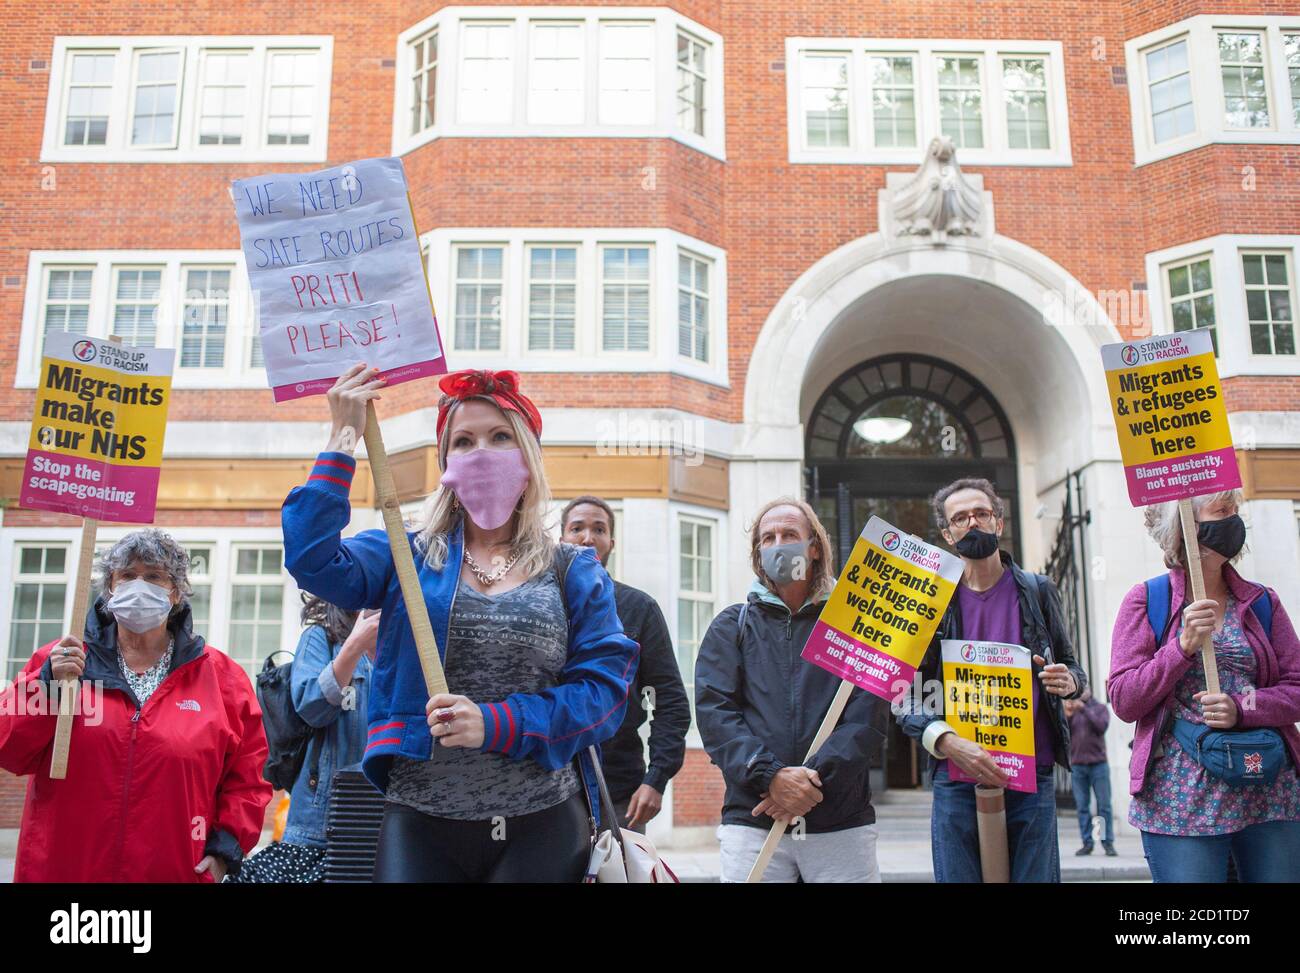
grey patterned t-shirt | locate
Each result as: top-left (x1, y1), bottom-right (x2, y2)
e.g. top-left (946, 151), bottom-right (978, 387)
top-left (386, 569), bottom-right (580, 820)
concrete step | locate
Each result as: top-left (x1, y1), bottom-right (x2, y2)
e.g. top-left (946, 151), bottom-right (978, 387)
top-left (658, 804), bottom-right (1150, 883)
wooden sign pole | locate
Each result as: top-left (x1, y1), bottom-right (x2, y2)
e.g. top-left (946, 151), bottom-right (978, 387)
top-left (355, 194), bottom-right (447, 696)
top-left (1177, 498), bottom-right (1220, 695)
top-left (362, 402), bottom-right (447, 695)
top-left (48, 519), bottom-right (98, 779)
top-left (50, 335), bottom-right (124, 780)
top-left (746, 680), bottom-right (854, 883)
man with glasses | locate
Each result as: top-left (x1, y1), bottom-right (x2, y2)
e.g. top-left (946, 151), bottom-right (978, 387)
top-left (895, 477), bottom-right (1087, 882)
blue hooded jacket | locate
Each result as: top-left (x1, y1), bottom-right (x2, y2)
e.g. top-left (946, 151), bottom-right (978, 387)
top-left (281, 451), bottom-right (639, 822)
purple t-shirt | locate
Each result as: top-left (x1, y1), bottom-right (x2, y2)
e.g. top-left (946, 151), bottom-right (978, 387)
top-left (955, 569), bottom-right (1055, 772)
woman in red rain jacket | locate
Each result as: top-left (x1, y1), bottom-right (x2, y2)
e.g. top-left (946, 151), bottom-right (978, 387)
top-left (0, 529), bottom-right (272, 882)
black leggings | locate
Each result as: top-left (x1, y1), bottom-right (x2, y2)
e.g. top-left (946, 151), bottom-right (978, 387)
top-left (372, 792), bottom-right (591, 883)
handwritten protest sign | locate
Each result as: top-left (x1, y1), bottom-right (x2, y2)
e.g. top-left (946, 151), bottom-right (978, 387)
top-left (231, 156), bottom-right (446, 402)
top-left (20, 332), bottom-right (173, 523)
top-left (801, 516), bottom-right (963, 702)
top-left (941, 640), bottom-right (1036, 794)
top-left (1102, 328), bottom-right (1240, 507)
top-left (232, 156), bottom-right (451, 704)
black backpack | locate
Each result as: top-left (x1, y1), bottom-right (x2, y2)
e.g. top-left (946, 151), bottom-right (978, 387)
top-left (256, 650), bottom-right (327, 793)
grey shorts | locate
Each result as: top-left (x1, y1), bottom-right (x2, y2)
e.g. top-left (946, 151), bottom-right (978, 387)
top-left (717, 822), bottom-right (881, 883)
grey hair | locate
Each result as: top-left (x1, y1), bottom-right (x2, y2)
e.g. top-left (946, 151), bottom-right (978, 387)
top-left (1143, 490), bottom-right (1245, 569)
top-left (96, 529), bottom-right (193, 608)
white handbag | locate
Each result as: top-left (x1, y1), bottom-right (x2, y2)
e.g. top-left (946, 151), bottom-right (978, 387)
top-left (579, 746), bottom-right (679, 884)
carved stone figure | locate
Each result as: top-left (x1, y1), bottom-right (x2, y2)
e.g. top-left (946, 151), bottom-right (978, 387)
top-left (890, 136), bottom-right (983, 242)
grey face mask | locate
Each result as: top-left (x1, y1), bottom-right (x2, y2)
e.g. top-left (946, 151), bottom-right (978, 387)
top-left (105, 578), bottom-right (173, 634)
top-left (761, 540), bottom-right (811, 585)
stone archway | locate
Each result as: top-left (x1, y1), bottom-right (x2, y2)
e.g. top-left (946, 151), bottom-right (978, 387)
top-left (734, 233), bottom-right (1124, 576)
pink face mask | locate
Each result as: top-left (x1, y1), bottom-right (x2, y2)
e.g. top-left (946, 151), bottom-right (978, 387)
top-left (440, 448), bottom-right (531, 530)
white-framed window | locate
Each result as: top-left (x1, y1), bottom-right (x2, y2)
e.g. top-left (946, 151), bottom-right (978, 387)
top-left (1144, 38), bottom-right (1195, 144)
top-left (675, 515), bottom-right (716, 711)
top-left (129, 48), bottom-right (184, 147)
top-left (6, 545), bottom-right (70, 682)
top-left (184, 544), bottom-right (216, 633)
top-left (1002, 56), bottom-right (1050, 149)
top-left (598, 21), bottom-right (655, 124)
top-left (1287, 32), bottom-right (1300, 125)
top-left (936, 54), bottom-right (984, 148)
top-left (0, 530), bottom-right (299, 684)
top-left (786, 37), bottom-right (1071, 165)
top-left (410, 29), bottom-right (439, 136)
top-left (453, 245), bottom-right (506, 351)
top-left (110, 266), bottom-right (164, 347)
top-left (64, 51), bottom-right (116, 146)
top-left (424, 228), bottom-right (727, 384)
top-left (1127, 16), bottom-right (1300, 165)
top-left (1164, 255), bottom-right (1218, 354)
top-left (16, 251), bottom-right (262, 388)
top-left (197, 49), bottom-right (250, 146)
top-left (529, 21), bottom-right (584, 124)
top-left (677, 250), bottom-right (710, 363)
top-left (228, 545), bottom-right (286, 678)
top-left (42, 36), bottom-right (332, 162)
top-left (802, 52), bottom-right (851, 148)
top-left (676, 30), bottom-right (707, 136)
top-left (179, 266), bottom-right (232, 368)
top-left (265, 49), bottom-right (319, 146)
top-left (1242, 251), bottom-right (1296, 356)
top-left (868, 53), bottom-right (917, 148)
top-left (392, 8), bottom-right (724, 158)
top-left (601, 245), bottom-right (652, 353)
top-left (39, 266), bottom-right (94, 352)
top-left (1218, 31), bottom-right (1271, 129)
top-left (458, 21), bottom-right (514, 124)
top-left (1145, 235), bottom-right (1300, 377)
top-left (526, 245), bottom-right (578, 351)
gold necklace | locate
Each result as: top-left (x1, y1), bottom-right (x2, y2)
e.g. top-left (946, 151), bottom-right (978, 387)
top-left (464, 548), bottom-right (521, 586)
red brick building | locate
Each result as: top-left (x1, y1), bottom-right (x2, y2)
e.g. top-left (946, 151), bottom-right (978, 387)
top-left (3, 2), bottom-right (1299, 840)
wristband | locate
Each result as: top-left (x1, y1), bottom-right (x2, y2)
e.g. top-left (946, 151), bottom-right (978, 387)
top-left (922, 720), bottom-right (958, 759)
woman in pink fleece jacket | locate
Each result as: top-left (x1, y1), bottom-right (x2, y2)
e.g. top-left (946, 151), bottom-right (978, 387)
top-left (1108, 489), bottom-right (1300, 882)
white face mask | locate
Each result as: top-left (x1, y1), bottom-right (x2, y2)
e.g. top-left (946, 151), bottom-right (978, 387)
top-left (106, 578), bottom-right (173, 633)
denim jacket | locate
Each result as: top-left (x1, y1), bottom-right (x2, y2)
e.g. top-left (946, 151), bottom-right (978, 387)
top-left (281, 625), bottom-right (372, 848)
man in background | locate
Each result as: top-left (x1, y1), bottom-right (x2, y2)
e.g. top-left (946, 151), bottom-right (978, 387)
top-left (1065, 689), bottom-right (1115, 857)
top-left (562, 496), bottom-right (690, 832)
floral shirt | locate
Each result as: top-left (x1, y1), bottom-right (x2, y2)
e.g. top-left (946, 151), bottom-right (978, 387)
top-left (1129, 595), bottom-right (1300, 836)
top-left (117, 637), bottom-right (175, 707)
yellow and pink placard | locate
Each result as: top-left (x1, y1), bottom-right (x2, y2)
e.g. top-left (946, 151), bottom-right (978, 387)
top-left (1102, 328), bottom-right (1240, 507)
top-left (940, 639), bottom-right (1036, 793)
top-left (802, 516), bottom-right (962, 701)
top-left (19, 331), bottom-right (173, 523)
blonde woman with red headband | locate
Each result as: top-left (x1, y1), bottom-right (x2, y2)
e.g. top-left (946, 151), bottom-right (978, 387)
top-left (282, 365), bottom-right (638, 882)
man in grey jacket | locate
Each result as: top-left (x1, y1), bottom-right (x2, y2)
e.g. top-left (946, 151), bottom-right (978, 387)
top-left (695, 497), bottom-right (882, 882)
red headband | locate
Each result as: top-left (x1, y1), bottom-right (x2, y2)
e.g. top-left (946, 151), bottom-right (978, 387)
top-left (435, 369), bottom-right (543, 442)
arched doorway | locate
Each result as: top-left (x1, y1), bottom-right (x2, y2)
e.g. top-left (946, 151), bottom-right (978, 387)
top-left (804, 353), bottom-right (1021, 791)
top-left (805, 353), bottom-right (1020, 567)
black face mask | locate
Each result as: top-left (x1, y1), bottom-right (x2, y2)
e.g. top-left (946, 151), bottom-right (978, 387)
top-left (953, 527), bottom-right (1000, 560)
top-left (1197, 514), bottom-right (1246, 559)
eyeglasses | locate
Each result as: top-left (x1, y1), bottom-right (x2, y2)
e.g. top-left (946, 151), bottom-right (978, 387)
top-left (948, 509), bottom-right (996, 529)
